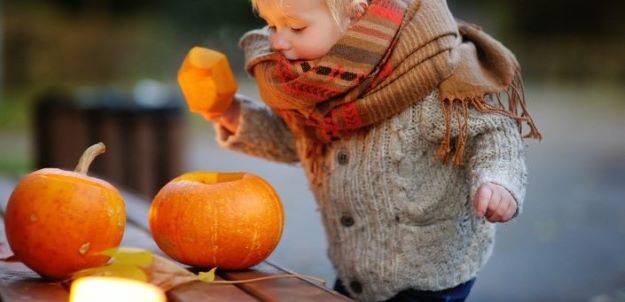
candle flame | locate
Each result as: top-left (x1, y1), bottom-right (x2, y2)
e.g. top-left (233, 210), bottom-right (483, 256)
top-left (70, 277), bottom-right (165, 302)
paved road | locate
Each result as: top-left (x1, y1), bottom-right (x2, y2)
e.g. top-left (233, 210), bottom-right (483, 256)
top-left (185, 82), bottom-right (625, 302)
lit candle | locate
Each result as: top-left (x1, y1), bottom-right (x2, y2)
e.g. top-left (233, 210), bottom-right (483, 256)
top-left (70, 277), bottom-right (166, 302)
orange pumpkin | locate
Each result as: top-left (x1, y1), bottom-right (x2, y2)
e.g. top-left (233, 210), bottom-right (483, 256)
top-left (4, 143), bottom-right (126, 280)
top-left (148, 172), bottom-right (284, 270)
top-left (177, 47), bottom-right (238, 119)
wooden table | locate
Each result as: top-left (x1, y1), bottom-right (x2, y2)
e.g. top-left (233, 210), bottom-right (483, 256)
top-left (0, 178), bottom-right (351, 301)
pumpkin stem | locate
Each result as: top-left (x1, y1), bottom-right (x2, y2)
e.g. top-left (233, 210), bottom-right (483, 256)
top-left (74, 142), bottom-right (106, 175)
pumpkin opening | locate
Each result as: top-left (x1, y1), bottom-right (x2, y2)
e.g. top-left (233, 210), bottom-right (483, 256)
top-left (177, 172), bottom-right (245, 184)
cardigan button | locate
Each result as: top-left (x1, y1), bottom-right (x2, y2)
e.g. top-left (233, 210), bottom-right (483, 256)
top-left (350, 280), bottom-right (363, 294)
top-left (340, 215), bottom-right (355, 227)
top-left (336, 150), bottom-right (349, 165)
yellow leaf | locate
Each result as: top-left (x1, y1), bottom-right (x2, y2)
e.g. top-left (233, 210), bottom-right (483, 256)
top-left (198, 267), bottom-right (217, 282)
top-left (72, 264), bottom-right (148, 282)
top-left (99, 247), bottom-right (154, 268)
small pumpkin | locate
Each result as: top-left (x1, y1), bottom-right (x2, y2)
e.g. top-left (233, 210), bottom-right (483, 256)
top-left (177, 47), bottom-right (238, 118)
top-left (4, 143), bottom-right (126, 280)
top-left (148, 172), bottom-right (284, 270)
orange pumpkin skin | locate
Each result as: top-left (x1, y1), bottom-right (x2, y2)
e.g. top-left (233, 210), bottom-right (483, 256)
top-left (149, 172), bottom-right (284, 270)
top-left (177, 47), bottom-right (238, 118)
top-left (4, 168), bottom-right (126, 280)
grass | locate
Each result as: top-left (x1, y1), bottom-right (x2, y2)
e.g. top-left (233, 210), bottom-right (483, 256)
top-left (0, 92), bottom-right (31, 130)
top-left (0, 92), bottom-right (34, 178)
top-left (0, 153), bottom-right (31, 179)
top-left (0, 131), bottom-right (32, 179)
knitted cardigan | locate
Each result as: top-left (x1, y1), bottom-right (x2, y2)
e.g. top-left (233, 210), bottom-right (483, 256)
top-left (214, 90), bottom-right (527, 301)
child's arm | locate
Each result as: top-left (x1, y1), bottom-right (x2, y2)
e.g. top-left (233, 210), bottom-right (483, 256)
top-left (465, 114), bottom-right (526, 223)
top-left (177, 47), bottom-right (299, 163)
top-left (212, 94), bottom-right (300, 164)
top-left (418, 92), bottom-right (527, 223)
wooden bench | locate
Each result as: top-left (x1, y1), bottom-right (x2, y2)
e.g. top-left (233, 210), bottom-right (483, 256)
top-left (33, 90), bottom-right (185, 198)
top-left (0, 178), bottom-right (352, 301)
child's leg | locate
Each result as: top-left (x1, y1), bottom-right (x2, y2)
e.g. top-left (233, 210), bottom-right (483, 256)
top-left (385, 278), bottom-right (476, 302)
top-left (333, 278), bottom-right (351, 297)
top-left (333, 278), bottom-right (476, 302)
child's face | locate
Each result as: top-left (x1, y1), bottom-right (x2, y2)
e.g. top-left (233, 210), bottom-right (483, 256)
top-left (257, 0), bottom-right (349, 60)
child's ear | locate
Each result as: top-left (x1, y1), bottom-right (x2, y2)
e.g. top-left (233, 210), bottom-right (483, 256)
top-left (348, 0), bottom-right (368, 23)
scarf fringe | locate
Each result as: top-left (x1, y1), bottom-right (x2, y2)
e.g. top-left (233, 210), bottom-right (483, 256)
top-left (435, 71), bottom-right (543, 166)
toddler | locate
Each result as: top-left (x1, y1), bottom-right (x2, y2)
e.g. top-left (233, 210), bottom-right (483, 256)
top-left (180, 0), bottom-right (541, 301)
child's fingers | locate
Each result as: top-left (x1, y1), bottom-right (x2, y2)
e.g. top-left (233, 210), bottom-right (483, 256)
top-left (501, 199), bottom-right (518, 222)
top-left (491, 199), bottom-right (511, 222)
top-left (200, 112), bottom-right (220, 122)
top-left (473, 185), bottom-right (493, 217)
top-left (484, 185), bottom-right (502, 221)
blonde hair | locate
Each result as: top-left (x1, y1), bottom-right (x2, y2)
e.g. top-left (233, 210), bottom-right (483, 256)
top-left (251, 0), bottom-right (368, 26)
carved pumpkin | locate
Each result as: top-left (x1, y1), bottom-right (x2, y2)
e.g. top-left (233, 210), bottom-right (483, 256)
top-left (4, 143), bottom-right (126, 280)
top-left (177, 47), bottom-right (238, 118)
top-left (148, 172), bottom-right (284, 270)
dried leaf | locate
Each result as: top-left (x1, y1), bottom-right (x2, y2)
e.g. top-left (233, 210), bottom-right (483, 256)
top-left (72, 264), bottom-right (148, 282)
top-left (148, 254), bottom-right (199, 291)
top-left (72, 247), bottom-right (200, 292)
top-left (198, 267), bottom-right (217, 282)
top-left (98, 247), bottom-right (154, 268)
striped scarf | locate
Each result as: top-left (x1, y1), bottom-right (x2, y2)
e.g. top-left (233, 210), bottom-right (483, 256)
top-left (240, 0), bottom-right (541, 165)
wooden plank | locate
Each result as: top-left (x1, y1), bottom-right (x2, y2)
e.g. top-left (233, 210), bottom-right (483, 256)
top-left (0, 178), bottom-right (14, 212)
top-left (1, 178), bottom-right (351, 301)
top-left (0, 213), bottom-right (164, 302)
top-left (115, 179), bottom-right (348, 301)
top-left (1, 178), bottom-right (258, 301)
top-left (167, 280), bottom-right (259, 302)
top-left (120, 189), bottom-right (152, 231)
top-left (0, 276), bottom-right (69, 302)
top-left (121, 221), bottom-right (161, 253)
top-left (121, 215), bottom-right (258, 301)
top-left (264, 260), bottom-right (350, 299)
top-left (221, 262), bottom-right (352, 302)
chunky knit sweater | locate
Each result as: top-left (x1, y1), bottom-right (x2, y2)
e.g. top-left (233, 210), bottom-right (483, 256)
top-left (214, 90), bottom-right (527, 302)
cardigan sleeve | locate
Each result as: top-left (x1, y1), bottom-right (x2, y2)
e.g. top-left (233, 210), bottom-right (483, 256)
top-left (417, 91), bottom-right (528, 216)
top-left (214, 96), bottom-right (300, 164)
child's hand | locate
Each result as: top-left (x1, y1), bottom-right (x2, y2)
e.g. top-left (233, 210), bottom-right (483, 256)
top-left (473, 183), bottom-right (518, 223)
top-left (206, 96), bottom-right (241, 134)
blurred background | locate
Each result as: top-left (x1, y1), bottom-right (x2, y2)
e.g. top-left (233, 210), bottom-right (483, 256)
top-left (1, 0), bottom-right (625, 301)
